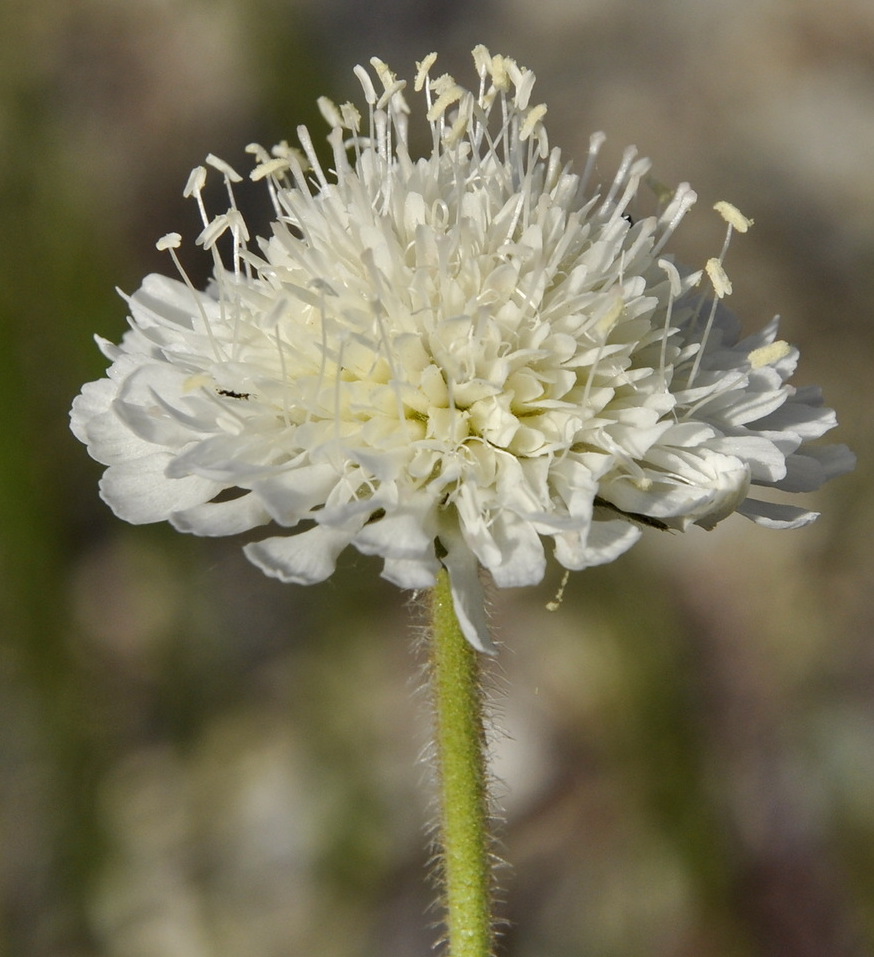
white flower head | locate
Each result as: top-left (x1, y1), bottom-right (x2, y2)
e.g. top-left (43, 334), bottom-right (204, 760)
top-left (71, 48), bottom-right (854, 653)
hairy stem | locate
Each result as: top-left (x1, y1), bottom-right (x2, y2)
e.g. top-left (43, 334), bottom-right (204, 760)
top-left (430, 568), bottom-right (493, 957)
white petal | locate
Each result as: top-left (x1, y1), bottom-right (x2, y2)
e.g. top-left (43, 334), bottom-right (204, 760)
top-left (488, 513), bottom-right (546, 587)
top-left (549, 457), bottom-right (599, 520)
top-left (582, 519), bottom-right (642, 565)
top-left (771, 444), bottom-right (855, 492)
top-left (170, 494), bottom-right (271, 536)
top-left (737, 499), bottom-right (819, 529)
top-left (603, 448), bottom-right (751, 528)
top-left (252, 465), bottom-right (341, 525)
top-left (702, 387), bottom-right (789, 427)
top-left (555, 519), bottom-right (640, 570)
top-left (70, 379), bottom-right (115, 445)
top-left (438, 526), bottom-right (496, 655)
top-left (72, 390), bottom-right (163, 466)
top-left (166, 434), bottom-right (280, 482)
top-left (754, 391), bottom-right (836, 440)
top-left (454, 484), bottom-right (502, 568)
top-left (380, 553), bottom-right (440, 589)
top-left (129, 274), bottom-right (206, 332)
top-left (244, 525), bottom-right (355, 584)
top-left (707, 434), bottom-right (787, 482)
top-left (115, 364), bottom-right (208, 447)
top-left (99, 455), bottom-right (221, 524)
top-left (552, 528), bottom-right (591, 571)
top-left (353, 501), bottom-right (437, 559)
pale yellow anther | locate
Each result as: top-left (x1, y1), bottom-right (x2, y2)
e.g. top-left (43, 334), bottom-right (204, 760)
top-left (714, 201), bottom-right (753, 233)
top-left (244, 143), bottom-right (270, 163)
top-left (369, 58), bottom-right (408, 109)
top-left (430, 73), bottom-right (456, 97)
top-left (370, 57), bottom-right (395, 91)
top-left (444, 93), bottom-right (474, 146)
top-left (427, 83), bottom-right (464, 123)
top-left (340, 102), bottom-right (361, 132)
top-left (183, 166), bottom-right (207, 198)
top-left (520, 103), bottom-right (548, 141)
top-left (749, 340), bottom-right (792, 369)
top-left (250, 157), bottom-right (291, 182)
top-left (198, 214), bottom-right (230, 249)
top-left (317, 96), bottom-right (342, 128)
top-left (706, 258), bottom-right (732, 298)
top-left (658, 258), bottom-right (683, 298)
top-left (377, 80), bottom-right (407, 110)
top-left (414, 53), bottom-right (438, 91)
top-left (225, 208), bottom-right (250, 242)
top-left (353, 64), bottom-right (377, 105)
top-left (156, 232), bottom-right (182, 251)
top-left (272, 141), bottom-right (309, 171)
top-left (472, 44), bottom-right (492, 78)
top-left (503, 57), bottom-right (523, 92)
top-left (205, 154), bottom-right (242, 182)
top-left (513, 68), bottom-right (536, 110)
top-left (490, 55), bottom-right (511, 92)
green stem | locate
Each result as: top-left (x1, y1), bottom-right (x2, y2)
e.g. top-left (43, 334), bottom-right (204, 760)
top-left (430, 568), bottom-right (493, 957)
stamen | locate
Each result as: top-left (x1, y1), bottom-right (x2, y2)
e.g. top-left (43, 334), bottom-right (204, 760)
top-left (205, 154), bottom-right (243, 182)
top-left (580, 131), bottom-right (606, 195)
top-left (490, 55), bottom-right (511, 93)
top-left (317, 96), bottom-right (343, 129)
top-left (360, 248), bottom-right (412, 436)
top-left (353, 64), bottom-right (378, 105)
top-left (156, 235), bottom-right (224, 361)
top-left (156, 232), bottom-right (181, 251)
top-left (651, 183), bottom-right (697, 255)
top-left (471, 44), bottom-right (491, 81)
top-left (705, 258), bottom-right (732, 298)
top-left (512, 66), bottom-right (535, 111)
top-left (427, 79), bottom-right (464, 124)
top-left (601, 145), bottom-right (637, 213)
top-left (686, 295), bottom-right (720, 388)
top-left (296, 125), bottom-right (329, 188)
top-left (714, 200), bottom-right (753, 234)
top-left (749, 340), bottom-right (791, 369)
top-left (340, 102), bottom-right (361, 133)
top-left (657, 258), bottom-right (682, 389)
top-left (415, 53), bottom-right (438, 92)
top-left (519, 104), bottom-right (547, 142)
top-left (581, 294), bottom-right (624, 413)
top-left (183, 165), bottom-right (210, 228)
top-left (445, 91), bottom-right (474, 147)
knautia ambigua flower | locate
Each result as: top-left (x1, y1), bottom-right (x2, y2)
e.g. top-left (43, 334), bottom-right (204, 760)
top-left (70, 47), bottom-right (854, 652)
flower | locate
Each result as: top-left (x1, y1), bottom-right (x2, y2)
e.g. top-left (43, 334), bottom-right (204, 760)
top-left (70, 47), bottom-right (854, 652)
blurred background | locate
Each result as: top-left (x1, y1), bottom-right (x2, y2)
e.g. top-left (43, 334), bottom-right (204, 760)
top-left (1, 0), bottom-right (872, 954)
